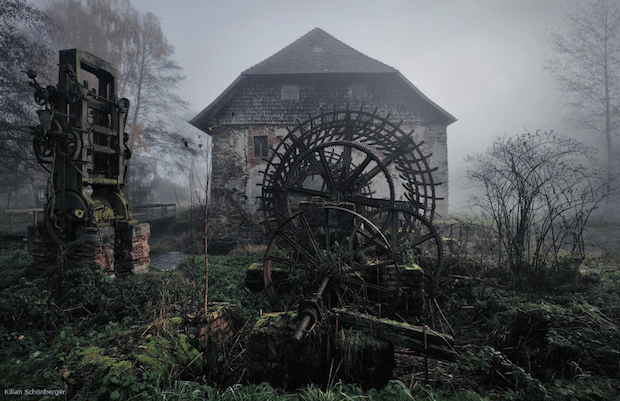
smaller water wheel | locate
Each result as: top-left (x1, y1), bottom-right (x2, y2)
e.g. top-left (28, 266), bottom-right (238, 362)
top-left (264, 205), bottom-right (402, 314)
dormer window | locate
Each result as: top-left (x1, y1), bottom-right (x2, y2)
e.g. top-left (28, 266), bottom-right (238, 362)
top-left (282, 84), bottom-right (299, 101)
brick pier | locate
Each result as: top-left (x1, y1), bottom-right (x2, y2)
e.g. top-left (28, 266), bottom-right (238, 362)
top-left (28, 222), bottom-right (150, 275)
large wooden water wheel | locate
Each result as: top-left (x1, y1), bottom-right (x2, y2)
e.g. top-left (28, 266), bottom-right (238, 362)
top-left (259, 109), bottom-right (444, 332)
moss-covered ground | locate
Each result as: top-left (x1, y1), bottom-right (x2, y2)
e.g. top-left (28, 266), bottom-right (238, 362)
top-left (0, 244), bottom-right (618, 400)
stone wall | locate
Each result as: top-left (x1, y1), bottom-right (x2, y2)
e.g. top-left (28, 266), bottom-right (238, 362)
top-left (206, 73), bottom-right (451, 246)
top-left (206, 187), bottom-right (265, 253)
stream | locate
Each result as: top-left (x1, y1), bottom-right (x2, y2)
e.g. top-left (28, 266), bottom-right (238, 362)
top-left (149, 252), bottom-right (190, 271)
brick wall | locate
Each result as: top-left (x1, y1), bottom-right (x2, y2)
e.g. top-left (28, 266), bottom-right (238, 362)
top-left (197, 303), bottom-right (243, 345)
top-left (27, 222), bottom-right (150, 275)
top-left (129, 223), bottom-right (150, 273)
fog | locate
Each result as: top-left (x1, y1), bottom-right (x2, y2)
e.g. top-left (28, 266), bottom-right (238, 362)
top-left (126, 0), bottom-right (576, 212)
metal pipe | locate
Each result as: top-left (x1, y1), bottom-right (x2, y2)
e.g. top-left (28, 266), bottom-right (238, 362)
top-left (293, 275), bottom-right (330, 341)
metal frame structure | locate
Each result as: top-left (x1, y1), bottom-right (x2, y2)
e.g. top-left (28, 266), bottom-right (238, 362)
top-left (28, 49), bottom-right (133, 246)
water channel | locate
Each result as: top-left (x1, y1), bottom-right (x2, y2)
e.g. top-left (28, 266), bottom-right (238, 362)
top-left (149, 252), bottom-right (190, 271)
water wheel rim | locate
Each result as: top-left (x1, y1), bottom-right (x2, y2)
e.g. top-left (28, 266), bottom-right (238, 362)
top-left (263, 205), bottom-right (400, 314)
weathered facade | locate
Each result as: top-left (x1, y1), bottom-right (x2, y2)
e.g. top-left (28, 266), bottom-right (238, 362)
top-left (191, 28), bottom-right (455, 250)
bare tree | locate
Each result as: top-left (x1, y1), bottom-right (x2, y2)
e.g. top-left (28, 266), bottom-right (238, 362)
top-left (43, 0), bottom-right (188, 156)
top-left (41, 0), bottom-right (191, 207)
top-left (124, 157), bottom-right (157, 204)
top-left (0, 0), bottom-right (52, 207)
top-left (123, 11), bottom-right (187, 153)
top-left (466, 131), bottom-right (611, 276)
top-left (544, 0), bottom-right (620, 177)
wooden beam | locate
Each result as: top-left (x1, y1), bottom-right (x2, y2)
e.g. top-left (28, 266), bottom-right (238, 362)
top-left (330, 309), bottom-right (458, 361)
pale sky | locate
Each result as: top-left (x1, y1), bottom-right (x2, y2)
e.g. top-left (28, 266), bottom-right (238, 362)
top-left (108, 0), bottom-right (573, 210)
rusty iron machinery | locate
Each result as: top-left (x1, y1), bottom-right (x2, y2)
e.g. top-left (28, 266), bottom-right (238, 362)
top-left (27, 49), bottom-right (133, 246)
top-left (260, 108), bottom-right (444, 338)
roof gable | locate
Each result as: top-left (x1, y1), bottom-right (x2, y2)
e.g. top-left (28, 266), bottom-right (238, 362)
top-left (243, 28), bottom-right (398, 75)
top-left (190, 28), bottom-right (457, 130)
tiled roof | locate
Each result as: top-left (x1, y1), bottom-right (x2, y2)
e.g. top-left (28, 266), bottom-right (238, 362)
top-left (243, 28), bottom-right (398, 75)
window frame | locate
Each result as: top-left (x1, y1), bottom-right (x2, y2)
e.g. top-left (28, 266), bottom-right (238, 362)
top-left (253, 135), bottom-right (269, 158)
top-left (281, 84), bottom-right (299, 101)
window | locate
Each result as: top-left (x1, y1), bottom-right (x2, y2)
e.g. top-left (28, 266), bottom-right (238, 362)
top-left (254, 136), bottom-right (268, 158)
top-left (282, 84), bottom-right (299, 101)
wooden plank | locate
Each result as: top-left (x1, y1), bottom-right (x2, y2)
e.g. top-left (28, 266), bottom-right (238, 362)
top-left (5, 208), bottom-right (44, 214)
top-left (330, 309), bottom-right (458, 361)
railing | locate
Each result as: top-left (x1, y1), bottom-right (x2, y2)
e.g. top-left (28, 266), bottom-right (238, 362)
top-left (132, 203), bottom-right (177, 223)
top-left (2, 203), bottom-right (176, 233)
top-left (4, 208), bottom-right (44, 233)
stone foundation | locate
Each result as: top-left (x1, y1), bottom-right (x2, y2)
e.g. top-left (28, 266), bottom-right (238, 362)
top-left (207, 187), bottom-right (265, 254)
top-left (27, 222), bottom-right (150, 275)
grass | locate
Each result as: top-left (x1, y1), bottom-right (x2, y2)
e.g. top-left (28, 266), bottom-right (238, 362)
top-left (176, 251), bottom-right (270, 318)
top-left (0, 244), bottom-right (619, 400)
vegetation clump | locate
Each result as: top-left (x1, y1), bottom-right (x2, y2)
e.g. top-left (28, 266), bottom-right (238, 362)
top-left (0, 244), bottom-right (619, 400)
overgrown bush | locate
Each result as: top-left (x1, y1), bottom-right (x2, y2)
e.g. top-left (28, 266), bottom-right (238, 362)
top-left (1, 244), bottom-right (619, 400)
top-left (0, 248), bottom-right (32, 289)
top-left (466, 130), bottom-right (611, 278)
top-left (177, 252), bottom-right (270, 318)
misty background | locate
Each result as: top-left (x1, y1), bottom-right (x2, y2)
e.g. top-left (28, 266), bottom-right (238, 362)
top-left (126, 0), bottom-right (575, 211)
top-left (15, 0), bottom-right (607, 212)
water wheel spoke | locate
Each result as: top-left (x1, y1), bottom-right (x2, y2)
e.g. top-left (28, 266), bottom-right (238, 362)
top-left (337, 282), bottom-right (366, 303)
top-left (266, 254), bottom-right (310, 270)
top-left (317, 147), bottom-right (337, 192)
top-left (334, 282), bottom-right (368, 308)
top-left (353, 226), bottom-right (389, 250)
top-left (267, 277), bottom-right (295, 287)
top-left (339, 155), bottom-right (373, 194)
top-left (299, 214), bottom-right (325, 262)
top-left (346, 261), bottom-right (393, 274)
top-left (342, 195), bottom-right (392, 208)
top-left (358, 143), bottom-right (409, 184)
top-left (406, 231), bottom-right (437, 247)
top-left (341, 142), bottom-right (353, 182)
top-left (336, 269), bottom-right (368, 298)
top-left (278, 232), bottom-right (319, 265)
top-left (299, 151), bottom-right (333, 192)
top-left (323, 207), bottom-right (331, 254)
top-left (287, 186), bottom-right (331, 198)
